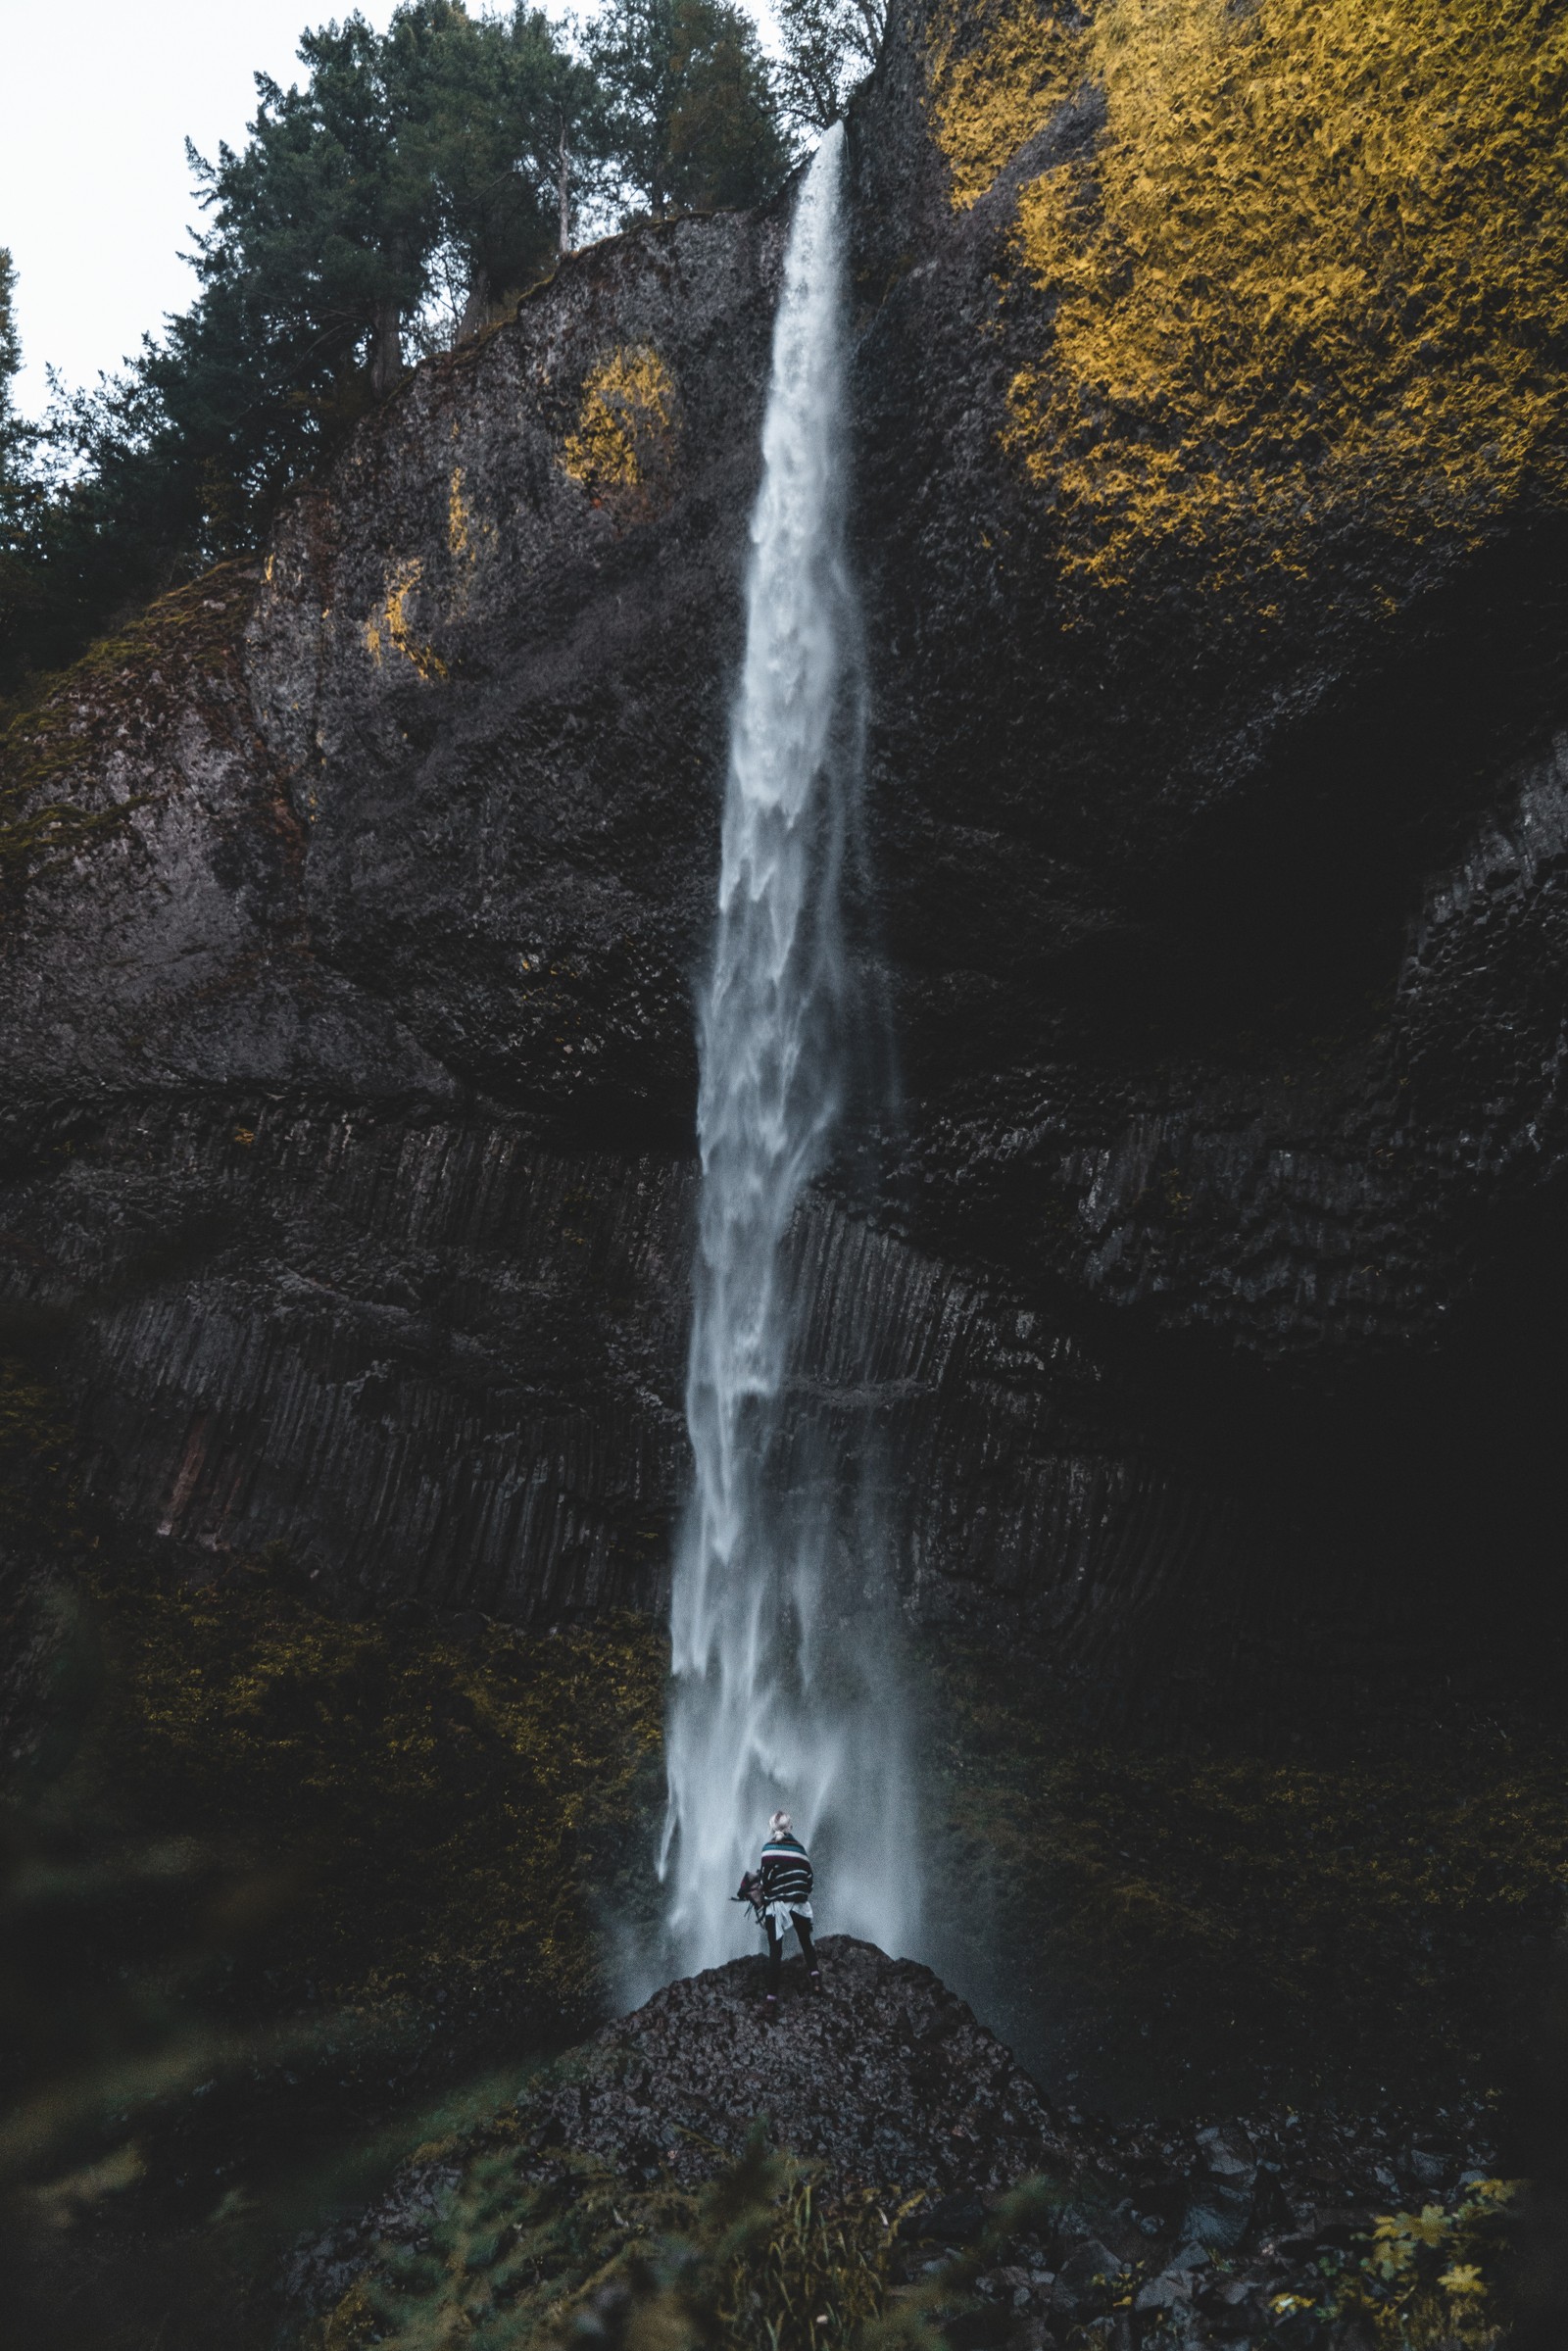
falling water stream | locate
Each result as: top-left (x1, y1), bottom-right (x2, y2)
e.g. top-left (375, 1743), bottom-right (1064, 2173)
top-left (656, 124), bottom-right (916, 1980)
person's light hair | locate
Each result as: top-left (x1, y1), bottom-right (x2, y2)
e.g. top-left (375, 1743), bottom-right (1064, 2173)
top-left (769, 1809), bottom-right (792, 1835)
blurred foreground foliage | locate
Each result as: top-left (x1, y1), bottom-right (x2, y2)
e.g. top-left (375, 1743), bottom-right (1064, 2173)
top-left (0, 1351), bottom-right (666, 2035)
top-left (308, 2120), bottom-right (1052, 2351)
top-left (0, 1353), bottom-right (667, 2345)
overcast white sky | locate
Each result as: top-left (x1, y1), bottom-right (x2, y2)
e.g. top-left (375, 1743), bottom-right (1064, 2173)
top-left (0, 0), bottom-right (780, 419)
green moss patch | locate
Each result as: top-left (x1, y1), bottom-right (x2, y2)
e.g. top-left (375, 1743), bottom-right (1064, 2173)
top-left (0, 1354), bottom-right (75, 1549)
top-left (79, 1556), bottom-right (666, 2036)
top-left (925, 1640), bottom-right (1568, 2112)
top-left (0, 562), bottom-right (258, 888)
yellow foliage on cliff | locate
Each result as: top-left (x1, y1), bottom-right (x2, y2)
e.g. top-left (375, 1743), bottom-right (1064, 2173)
top-left (927, 0), bottom-right (1568, 605)
top-left (561, 346), bottom-right (681, 516)
top-left (364, 556), bottom-right (450, 679)
top-left (925, 0), bottom-right (1085, 206)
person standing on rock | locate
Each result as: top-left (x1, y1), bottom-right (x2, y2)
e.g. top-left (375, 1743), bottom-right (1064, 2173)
top-left (737, 1810), bottom-right (819, 2010)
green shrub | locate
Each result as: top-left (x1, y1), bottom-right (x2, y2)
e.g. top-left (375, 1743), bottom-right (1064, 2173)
top-left (1268, 2176), bottom-right (1517, 2348)
top-left (312, 2121), bottom-right (1054, 2351)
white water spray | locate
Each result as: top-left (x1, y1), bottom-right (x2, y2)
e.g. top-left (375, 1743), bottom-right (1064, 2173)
top-left (657, 124), bottom-right (915, 1979)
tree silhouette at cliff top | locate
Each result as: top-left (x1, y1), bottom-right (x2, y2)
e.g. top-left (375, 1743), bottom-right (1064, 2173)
top-left (589, 0), bottom-right (791, 217)
top-left (0, 248), bottom-right (44, 692)
top-left (106, 1), bottom-right (597, 500)
top-left (775, 0), bottom-right (885, 134)
top-left (0, 4), bottom-right (594, 703)
top-left (191, 0), bottom-right (606, 402)
top-left (0, 0), bottom-right (798, 709)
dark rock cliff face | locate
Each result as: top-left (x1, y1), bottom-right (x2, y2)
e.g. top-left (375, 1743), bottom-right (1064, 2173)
top-left (842, 0), bottom-right (1568, 1691)
top-left (0, 216), bottom-right (780, 1624)
top-left (3, 0), bottom-right (1567, 1711)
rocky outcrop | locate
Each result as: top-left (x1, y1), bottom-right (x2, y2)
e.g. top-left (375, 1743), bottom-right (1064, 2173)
top-left (293, 1941), bottom-right (1501, 2346)
top-left (3, 0), bottom-right (1568, 1700)
top-left (851, 0), bottom-right (1568, 1353)
top-left (524, 1936), bottom-right (1069, 2194)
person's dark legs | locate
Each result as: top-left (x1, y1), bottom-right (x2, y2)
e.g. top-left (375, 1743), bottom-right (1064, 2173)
top-left (765, 1916), bottom-right (783, 2001)
top-left (793, 1912), bottom-right (819, 1986)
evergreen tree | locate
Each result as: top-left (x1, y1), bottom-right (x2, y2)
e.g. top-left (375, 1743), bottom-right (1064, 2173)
top-left (186, 3), bottom-right (602, 388)
top-left (0, 250), bottom-right (20, 446)
top-left (56, 0), bottom-right (600, 566)
top-left (0, 255), bottom-right (90, 703)
top-left (418, 3), bottom-right (608, 336)
top-left (0, 0), bottom-right (789, 700)
top-left (190, 4), bottom-right (449, 409)
top-left (0, 4), bottom-right (597, 697)
top-left (589, 0), bottom-right (790, 217)
top-left (775, 0), bottom-right (884, 135)
top-left (0, 249), bottom-right (43, 698)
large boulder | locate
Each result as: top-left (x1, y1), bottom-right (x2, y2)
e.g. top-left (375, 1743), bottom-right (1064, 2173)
top-left (524, 1936), bottom-right (1068, 2195)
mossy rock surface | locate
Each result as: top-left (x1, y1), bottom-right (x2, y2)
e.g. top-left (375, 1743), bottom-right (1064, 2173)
top-left (921, 1638), bottom-right (1568, 2116)
top-left (921, 0), bottom-right (1568, 613)
top-left (79, 1549), bottom-right (667, 2034)
top-left (0, 564), bottom-right (259, 883)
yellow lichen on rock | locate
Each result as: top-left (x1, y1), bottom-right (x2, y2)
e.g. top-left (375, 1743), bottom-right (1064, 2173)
top-left (444, 463), bottom-right (499, 613)
top-left (448, 465), bottom-right (473, 566)
top-left (561, 347), bottom-right (680, 516)
top-left (925, 0), bottom-right (1091, 207)
top-left (998, 0), bottom-right (1568, 603)
top-left (364, 559), bottom-right (449, 680)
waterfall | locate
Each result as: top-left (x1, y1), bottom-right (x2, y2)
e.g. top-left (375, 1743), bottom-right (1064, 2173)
top-left (657, 123), bottom-right (915, 1981)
